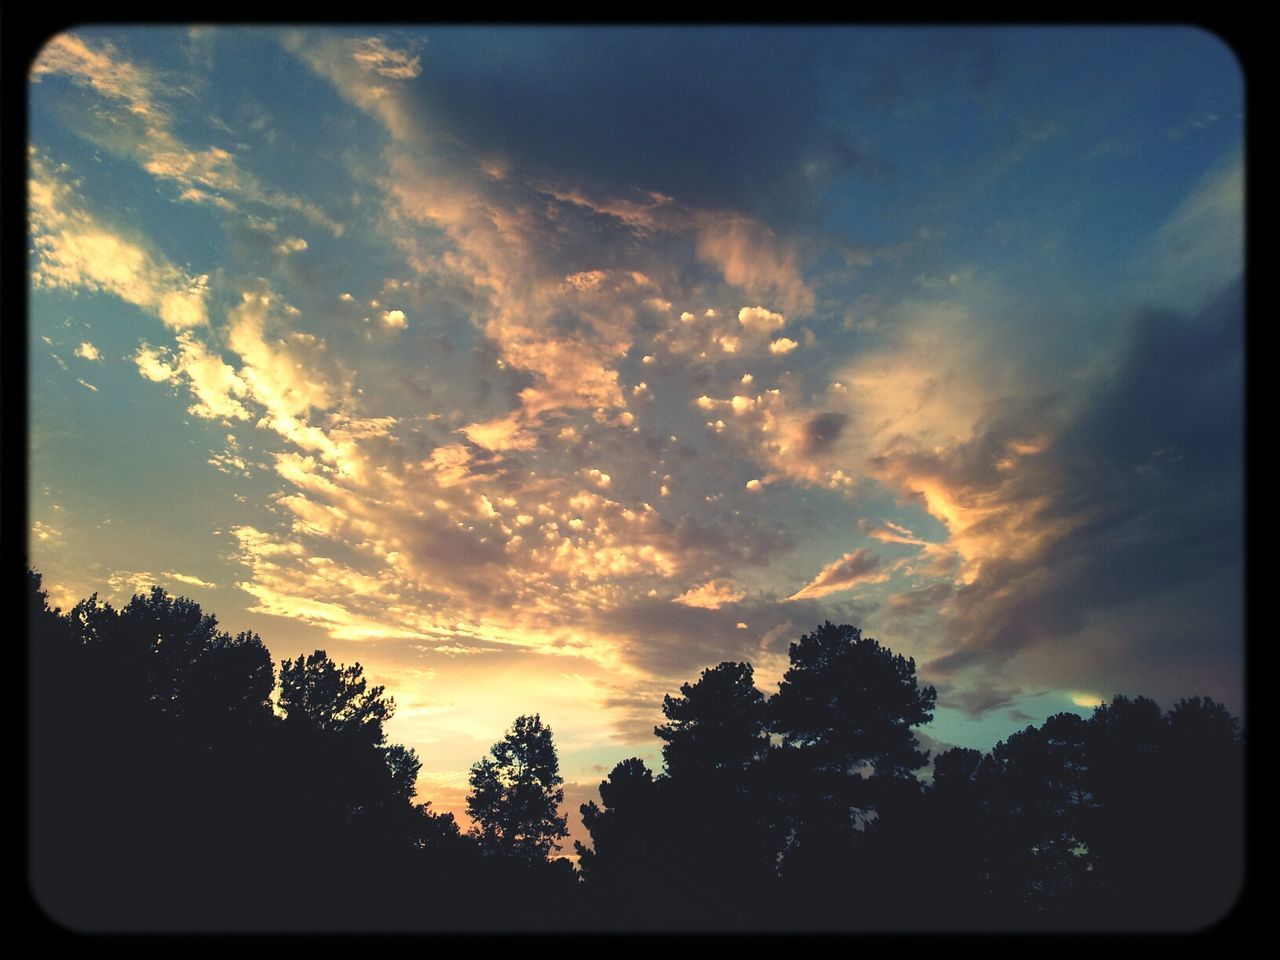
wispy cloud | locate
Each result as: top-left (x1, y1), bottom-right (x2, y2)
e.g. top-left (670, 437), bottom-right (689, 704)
top-left (30, 153), bottom-right (210, 329)
top-left (33, 32), bottom-right (341, 234)
top-left (787, 549), bottom-right (887, 601)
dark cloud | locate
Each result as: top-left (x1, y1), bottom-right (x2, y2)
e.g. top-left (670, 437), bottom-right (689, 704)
top-left (395, 514), bottom-right (512, 598)
top-left (599, 684), bottom-right (673, 744)
top-left (926, 281), bottom-right (1243, 712)
top-left (405, 28), bottom-right (893, 230)
top-left (798, 411), bottom-right (849, 454)
top-left (601, 595), bottom-right (768, 679)
top-left (670, 508), bottom-right (797, 569)
top-left (943, 681), bottom-right (1023, 718)
top-left (886, 582), bottom-right (954, 618)
top-left (599, 591), bottom-right (873, 681)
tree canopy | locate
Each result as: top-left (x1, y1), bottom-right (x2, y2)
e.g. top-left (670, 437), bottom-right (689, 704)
top-left (27, 573), bottom-right (1245, 933)
top-left (771, 621), bottom-right (936, 780)
top-left (278, 649), bottom-right (395, 744)
top-left (467, 714), bottom-right (569, 861)
top-left (654, 660), bottom-right (769, 783)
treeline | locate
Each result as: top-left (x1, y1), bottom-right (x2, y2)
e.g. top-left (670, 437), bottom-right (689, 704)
top-left (26, 572), bottom-right (1242, 932)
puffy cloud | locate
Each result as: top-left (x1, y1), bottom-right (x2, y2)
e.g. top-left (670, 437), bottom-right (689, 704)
top-left (32, 521), bottom-right (62, 545)
top-left (381, 308), bottom-right (408, 329)
top-left (74, 341), bottom-right (102, 361)
top-left (672, 579), bottom-right (747, 610)
top-left (787, 549), bottom-right (888, 601)
top-left (769, 337), bottom-right (798, 355)
top-left (737, 306), bottom-right (787, 332)
top-left (461, 412), bottom-right (537, 452)
top-left (167, 332), bottom-right (254, 421)
top-left (276, 236), bottom-right (309, 255)
top-left (133, 343), bottom-right (177, 383)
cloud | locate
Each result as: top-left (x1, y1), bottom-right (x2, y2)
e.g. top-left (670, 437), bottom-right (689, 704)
top-left (30, 154), bottom-right (210, 329)
top-left (698, 216), bottom-right (814, 316)
top-left (737, 305), bottom-right (787, 332)
top-left (350, 36), bottom-right (424, 79)
top-left (461, 412), bottom-right (537, 452)
top-left (381, 308), bottom-right (408, 329)
top-left (32, 32), bottom-right (162, 119)
top-left (796, 412), bottom-right (849, 454)
top-left (276, 236), bottom-right (309, 255)
top-left (351, 28), bottom-right (890, 235)
top-left (133, 333), bottom-right (253, 422)
top-left (1134, 151), bottom-right (1243, 312)
top-left (33, 32), bottom-right (341, 234)
top-left (914, 283), bottom-right (1243, 712)
top-left (672, 579), bottom-right (747, 610)
top-left (943, 681), bottom-right (1024, 718)
top-left (32, 521), bottom-right (61, 543)
top-left (862, 519), bottom-right (928, 546)
top-left (769, 337), bottom-right (798, 355)
top-left (787, 549), bottom-right (887, 601)
top-left (281, 31), bottom-right (425, 142)
top-left (162, 571), bottom-right (217, 589)
top-left (886, 582), bottom-right (954, 618)
top-left (74, 341), bottom-right (102, 361)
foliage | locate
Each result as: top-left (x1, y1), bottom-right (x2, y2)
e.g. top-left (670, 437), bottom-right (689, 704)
top-left (26, 574), bottom-right (1245, 932)
top-left (467, 714), bottom-right (569, 861)
top-left (770, 622), bottom-right (937, 779)
top-left (654, 660), bottom-right (769, 783)
top-left (278, 649), bottom-right (394, 744)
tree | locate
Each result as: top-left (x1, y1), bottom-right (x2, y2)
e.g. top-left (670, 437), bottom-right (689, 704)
top-left (181, 631), bottom-right (275, 727)
top-left (278, 650), bottom-right (394, 744)
top-left (770, 622), bottom-right (936, 781)
top-left (766, 623), bottom-right (936, 901)
top-left (466, 714), bottom-right (569, 861)
top-left (119, 586), bottom-right (224, 709)
top-left (654, 661), bottom-right (769, 784)
top-left (577, 757), bottom-right (658, 881)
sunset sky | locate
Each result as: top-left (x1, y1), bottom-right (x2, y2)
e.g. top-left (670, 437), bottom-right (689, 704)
top-left (27, 26), bottom-right (1243, 850)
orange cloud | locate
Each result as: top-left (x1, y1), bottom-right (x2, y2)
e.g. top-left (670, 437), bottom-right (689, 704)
top-left (787, 549), bottom-right (887, 601)
top-left (695, 213), bottom-right (814, 317)
top-left (672, 579), bottom-right (747, 610)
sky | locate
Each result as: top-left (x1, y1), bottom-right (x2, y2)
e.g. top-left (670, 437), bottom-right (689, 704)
top-left (27, 26), bottom-right (1244, 854)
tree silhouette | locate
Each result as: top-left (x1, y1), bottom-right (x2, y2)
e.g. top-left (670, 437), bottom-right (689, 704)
top-left (467, 714), bottom-right (569, 861)
top-left (766, 623), bottom-right (936, 912)
top-left (770, 622), bottom-right (936, 780)
top-left (278, 649), bottom-right (394, 743)
top-left (654, 660), bottom-right (769, 784)
top-left (27, 569), bottom-right (1247, 932)
top-left (577, 757), bottom-right (658, 882)
top-left (977, 713), bottom-right (1098, 918)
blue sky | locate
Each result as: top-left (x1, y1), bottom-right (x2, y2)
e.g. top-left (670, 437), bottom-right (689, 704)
top-left (28, 26), bottom-right (1243, 848)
